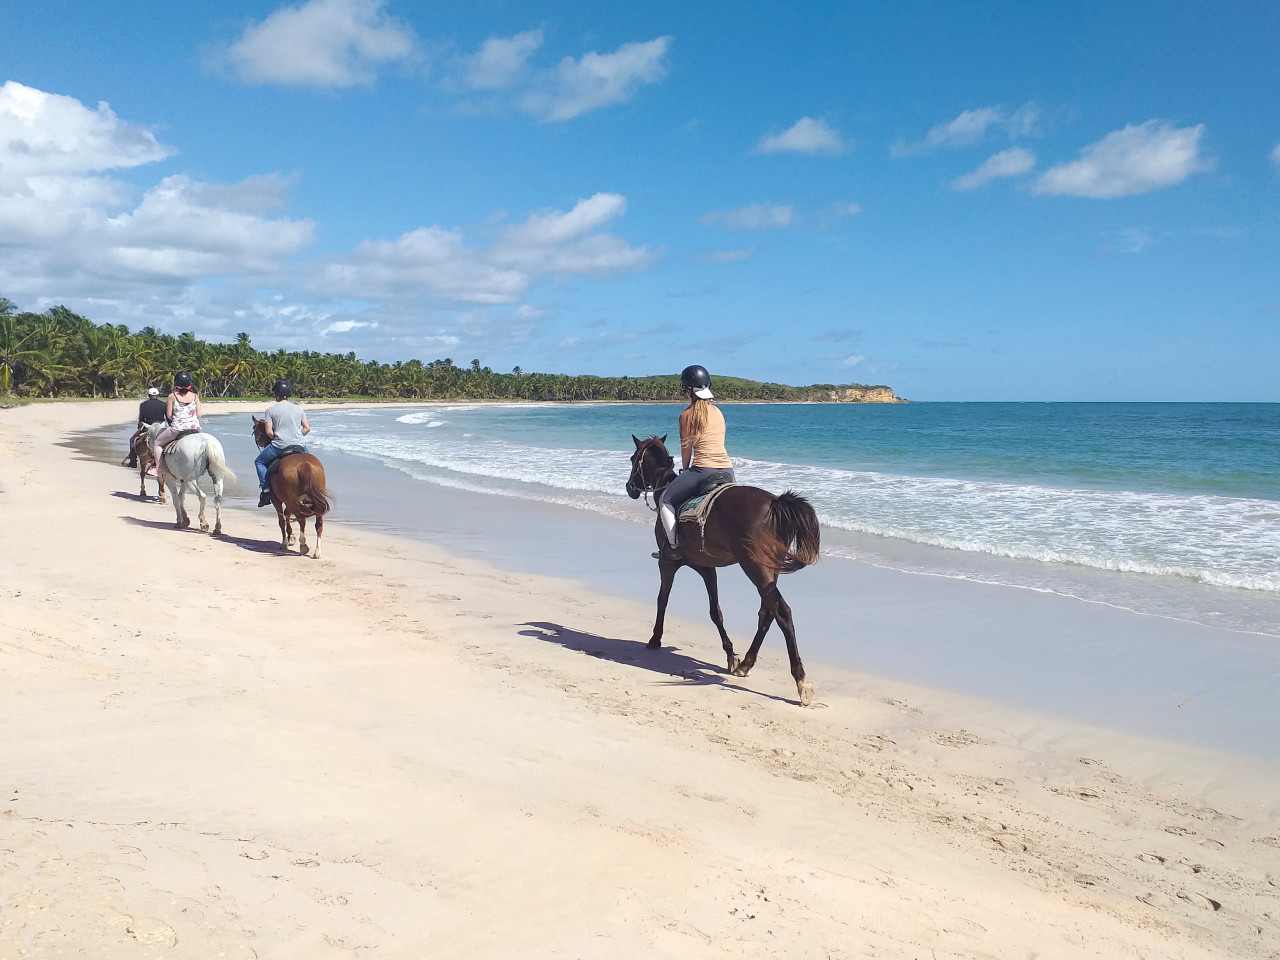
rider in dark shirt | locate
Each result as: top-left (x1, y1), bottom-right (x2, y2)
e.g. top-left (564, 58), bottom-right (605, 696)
top-left (124, 388), bottom-right (169, 467)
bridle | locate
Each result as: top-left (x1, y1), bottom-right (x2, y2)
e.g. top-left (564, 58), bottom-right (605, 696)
top-left (628, 441), bottom-right (674, 512)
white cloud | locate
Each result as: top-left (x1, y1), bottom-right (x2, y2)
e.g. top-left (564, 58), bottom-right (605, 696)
top-left (951, 147), bottom-right (1037, 191)
top-left (315, 193), bottom-right (656, 302)
top-left (703, 247), bottom-right (757, 263)
top-left (218, 0), bottom-right (417, 87)
top-left (819, 202), bottom-right (860, 226)
top-left (322, 319), bottom-right (377, 335)
top-left (520, 36), bottom-right (670, 121)
top-left (755, 117), bottom-right (847, 156)
top-left (700, 202), bottom-right (794, 230)
top-left (0, 83), bottom-right (313, 293)
top-left (1035, 121), bottom-right (1211, 198)
top-left (464, 29), bottom-right (544, 90)
top-left (1271, 142), bottom-right (1280, 170)
top-left (840, 354), bottom-right (865, 367)
top-left (0, 81), bottom-right (173, 191)
top-left (893, 103), bottom-right (1040, 157)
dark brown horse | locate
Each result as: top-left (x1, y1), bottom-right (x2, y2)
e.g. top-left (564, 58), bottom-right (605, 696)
top-left (251, 417), bottom-right (332, 559)
top-left (627, 434), bottom-right (821, 705)
top-left (128, 427), bottom-right (166, 503)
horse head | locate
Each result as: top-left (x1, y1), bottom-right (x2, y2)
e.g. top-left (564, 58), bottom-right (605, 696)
top-left (627, 434), bottom-right (674, 500)
top-left (251, 415), bottom-right (270, 449)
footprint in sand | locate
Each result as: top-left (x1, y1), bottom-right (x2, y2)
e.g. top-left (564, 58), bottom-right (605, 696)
top-left (1177, 890), bottom-right (1222, 912)
top-left (127, 918), bottom-right (177, 947)
top-left (931, 730), bottom-right (985, 747)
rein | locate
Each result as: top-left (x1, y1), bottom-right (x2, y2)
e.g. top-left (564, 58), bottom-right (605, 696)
top-left (629, 443), bottom-right (674, 512)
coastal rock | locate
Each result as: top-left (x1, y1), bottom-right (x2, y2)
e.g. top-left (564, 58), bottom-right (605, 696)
top-left (813, 385), bottom-right (903, 403)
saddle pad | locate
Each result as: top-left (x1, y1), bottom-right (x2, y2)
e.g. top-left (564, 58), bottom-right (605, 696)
top-left (678, 482), bottom-right (739, 523)
top-left (266, 446), bottom-right (308, 476)
top-left (162, 429), bottom-right (200, 455)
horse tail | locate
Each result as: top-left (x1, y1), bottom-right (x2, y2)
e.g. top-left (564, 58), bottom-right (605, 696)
top-left (297, 460), bottom-right (332, 516)
top-left (747, 491), bottom-right (820, 574)
top-left (203, 436), bottom-right (237, 484)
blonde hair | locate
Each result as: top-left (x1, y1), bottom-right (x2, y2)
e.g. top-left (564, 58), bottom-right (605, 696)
top-left (685, 393), bottom-right (711, 436)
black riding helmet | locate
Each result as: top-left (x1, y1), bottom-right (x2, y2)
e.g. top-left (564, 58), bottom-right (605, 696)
top-left (173, 371), bottom-right (193, 389)
top-left (679, 364), bottom-right (714, 399)
top-left (272, 378), bottom-right (293, 399)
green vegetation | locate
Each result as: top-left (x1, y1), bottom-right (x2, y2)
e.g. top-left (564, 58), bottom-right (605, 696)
top-left (0, 298), bottom-right (894, 402)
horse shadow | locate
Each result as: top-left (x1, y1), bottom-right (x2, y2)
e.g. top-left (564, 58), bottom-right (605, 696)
top-left (518, 621), bottom-right (795, 705)
top-left (119, 515), bottom-right (286, 556)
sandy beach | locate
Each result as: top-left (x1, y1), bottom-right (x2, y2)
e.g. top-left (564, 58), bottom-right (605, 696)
top-left (3, 400), bottom-right (1279, 959)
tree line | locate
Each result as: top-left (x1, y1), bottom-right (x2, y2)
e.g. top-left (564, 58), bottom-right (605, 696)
top-left (0, 299), bottom-right (892, 402)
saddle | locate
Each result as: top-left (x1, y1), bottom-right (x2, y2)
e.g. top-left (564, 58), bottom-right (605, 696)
top-left (162, 429), bottom-right (201, 455)
top-left (266, 445), bottom-right (308, 476)
top-left (678, 482), bottom-right (739, 549)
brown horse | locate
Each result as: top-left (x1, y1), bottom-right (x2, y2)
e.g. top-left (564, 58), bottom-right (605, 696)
top-left (128, 427), bottom-right (167, 503)
top-left (251, 417), bottom-right (332, 559)
top-left (627, 434), bottom-right (821, 705)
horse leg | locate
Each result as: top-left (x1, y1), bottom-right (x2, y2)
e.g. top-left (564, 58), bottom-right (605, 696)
top-left (297, 514), bottom-right (309, 556)
top-left (648, 560), bottom-right (679, 649)
top-left (172, 479), bottom-right (188, 528)
top-left (211, 477), bottom-right (224, 535)
top-left (693, 565), bottom-right (739, 672)
top-left (137, 460), bottom-right (147, 498)
top-left (195, 480), bottom-right (209, 533)
top-left (737, 568), bottom-right (810, 705)
top-left (275, 502), bottom-right (289, 550)
top-left (311, 512), bottom-right (323, 560)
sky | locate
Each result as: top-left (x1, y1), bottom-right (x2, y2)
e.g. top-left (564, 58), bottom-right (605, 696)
top-left (2, 0), bottom-right (1278, 401)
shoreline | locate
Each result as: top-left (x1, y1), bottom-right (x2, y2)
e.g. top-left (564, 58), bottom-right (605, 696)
top-left (4, 400), bottom-right (1279, 958)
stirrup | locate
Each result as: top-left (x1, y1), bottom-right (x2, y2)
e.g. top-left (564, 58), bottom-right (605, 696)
top-left (652, 541), bottom-right (682, 563)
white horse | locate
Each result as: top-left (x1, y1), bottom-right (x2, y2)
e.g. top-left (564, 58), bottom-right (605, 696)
top-left (145, 423), bottom-right (236, 534)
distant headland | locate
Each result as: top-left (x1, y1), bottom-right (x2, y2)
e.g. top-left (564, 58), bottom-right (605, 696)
top-left (0, 300), bottom-right (901, 403)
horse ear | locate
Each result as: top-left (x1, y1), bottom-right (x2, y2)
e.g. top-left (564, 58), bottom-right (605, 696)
top-left (659, 434), bottom-right (668, 444)
top-left (632, 435), bottom-right (642, 448)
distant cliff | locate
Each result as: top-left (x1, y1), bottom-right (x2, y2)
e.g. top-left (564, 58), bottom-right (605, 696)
top-left (791, 384), bottom-right (904, 403)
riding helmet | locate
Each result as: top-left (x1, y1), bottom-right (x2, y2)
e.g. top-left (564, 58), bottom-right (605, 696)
top-left (272, 378), bottom-right (293, 399)
top-left (173, 371), bottom-right (193, 389)
top-left (679, 364), bottom-right (714, 400)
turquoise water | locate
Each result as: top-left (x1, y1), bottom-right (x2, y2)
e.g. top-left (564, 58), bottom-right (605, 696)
top-left (291, 401), bottom-right (1280, 635)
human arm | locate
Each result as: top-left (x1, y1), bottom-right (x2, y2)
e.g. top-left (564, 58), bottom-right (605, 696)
top-left (301, 415), bottom-right (311, 436)
top-left (195, 395), bottom-right (204, 419)
top-left (165, 394), bottom-right (175, 421)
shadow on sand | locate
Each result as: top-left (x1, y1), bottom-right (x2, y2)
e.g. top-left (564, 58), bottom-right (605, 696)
top-left (519, 620), bottom-right (796, 705)
top-left (120, 514), bottom-right (292, 557)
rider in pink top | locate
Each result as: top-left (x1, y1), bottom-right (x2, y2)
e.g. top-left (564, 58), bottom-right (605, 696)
top-left (150, 371), bottom-right (203, 478)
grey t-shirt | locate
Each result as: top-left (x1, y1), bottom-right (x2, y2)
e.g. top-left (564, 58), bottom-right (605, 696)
top-left (264, 400), bottom-right (307, 449)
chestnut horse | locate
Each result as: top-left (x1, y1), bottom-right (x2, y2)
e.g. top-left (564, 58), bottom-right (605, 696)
top-left (251, 417), bottom-right (332, 559)
top-left (627, 435), bottom-right (821, 705)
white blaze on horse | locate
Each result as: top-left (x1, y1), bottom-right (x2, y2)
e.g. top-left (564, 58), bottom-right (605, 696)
top-left (145, 422), bottom-right (235, 534)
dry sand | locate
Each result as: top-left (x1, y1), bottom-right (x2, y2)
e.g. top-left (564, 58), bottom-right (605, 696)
top-left (2, 400), bottom-right (1278, 959)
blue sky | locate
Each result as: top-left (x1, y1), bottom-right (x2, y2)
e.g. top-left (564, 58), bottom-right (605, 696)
top-left (2, 0), bottom-right (1278, 400)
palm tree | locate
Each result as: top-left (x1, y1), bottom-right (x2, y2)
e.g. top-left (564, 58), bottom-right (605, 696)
top-left (0, 316), bottom-right (48, 395)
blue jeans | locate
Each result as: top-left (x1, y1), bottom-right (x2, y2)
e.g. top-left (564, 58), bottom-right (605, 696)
top-left (255, 444), bottom-right (307, 489)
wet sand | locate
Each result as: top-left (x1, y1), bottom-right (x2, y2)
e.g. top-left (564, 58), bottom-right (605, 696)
top-left (3, 400), bottom-right (1279, 959)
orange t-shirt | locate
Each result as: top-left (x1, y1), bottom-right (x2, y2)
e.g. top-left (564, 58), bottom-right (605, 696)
top-left (680, 403), bottom-right (732, 468)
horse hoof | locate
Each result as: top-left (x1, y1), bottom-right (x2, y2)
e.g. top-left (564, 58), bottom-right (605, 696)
top-left (213, 524), bottom-right (222, 535)
top-left (200, 523), bottom-right (210, 533)
top-left (731, 665), bottom-right (750, 678)
top-left (646, 638), bottom-right (662, 650)
top-left (726, 655), bottom-right (741, 674)
top-left (797, 680), bottom-right (815, 707)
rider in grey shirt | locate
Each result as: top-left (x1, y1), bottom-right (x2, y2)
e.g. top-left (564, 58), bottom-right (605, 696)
top-left (255, 379), bottom-right (311, 506)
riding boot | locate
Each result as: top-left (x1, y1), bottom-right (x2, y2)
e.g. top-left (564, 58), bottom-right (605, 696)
top-left (258, 489), bottom-right (274, 508)
top-left (652, 539), bottom-right (682, 562)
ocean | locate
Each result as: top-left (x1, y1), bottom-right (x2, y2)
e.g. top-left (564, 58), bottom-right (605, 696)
top-left (292, 401), bottom-right (1280, 639)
